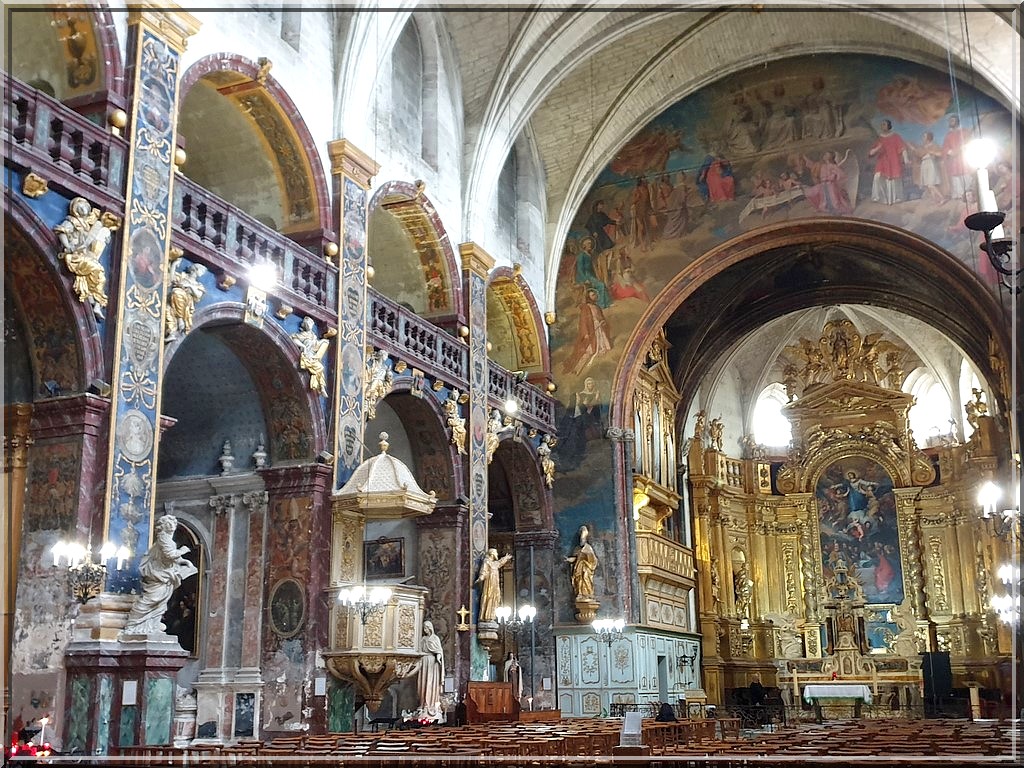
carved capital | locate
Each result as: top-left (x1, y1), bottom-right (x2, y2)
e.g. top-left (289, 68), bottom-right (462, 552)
top-left (128, 4), bottom-right (201, 52)
top-left (242, 490), bottom-right (269, 516)
top-left (327, 139), bottom-right (380, 187)
top-left (209, 493), bottom-right (238, 517)
top-left (458, 242), bottom-right (495, 278)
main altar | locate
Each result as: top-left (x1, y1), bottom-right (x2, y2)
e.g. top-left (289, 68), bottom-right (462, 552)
top-left (691, 321), bottom-right (1015, 712)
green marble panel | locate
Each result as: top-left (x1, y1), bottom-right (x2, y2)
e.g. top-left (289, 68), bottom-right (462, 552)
top-left (96, 676), bottom-right (113, 755)
top-left (328, 680), bottom-right (353, 733)
top-left (470, 635), bottom-right (490, 681)
top-left (65, 676), bottom-right (91, 754)
top-left (143, 677), bottom-right (173, 745)
top-left (119, 706), bottom-right (137, 746)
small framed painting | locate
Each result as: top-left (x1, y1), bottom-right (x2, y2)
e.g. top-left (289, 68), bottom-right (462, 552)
top-left (364, 537), bottom-right (404, 579)
top-left (269, 578), bottom-right (305, 638)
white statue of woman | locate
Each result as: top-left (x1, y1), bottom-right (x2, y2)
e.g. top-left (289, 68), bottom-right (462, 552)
top-left (122, 515), bottom-right (198, 637)
top-left (417, 620), bottom-right (445, 715)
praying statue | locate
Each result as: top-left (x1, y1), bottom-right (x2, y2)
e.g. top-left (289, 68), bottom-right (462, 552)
top-left (122, 515), bottom-right (198, 637)
top-left (417, 620), bottom-right (445, 716)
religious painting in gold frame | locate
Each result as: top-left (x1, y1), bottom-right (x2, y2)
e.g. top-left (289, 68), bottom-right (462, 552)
top-left (815, 456), bottom-right (904, 605)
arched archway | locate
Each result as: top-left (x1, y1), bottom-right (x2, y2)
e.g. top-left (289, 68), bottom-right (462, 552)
top-left (177, 55), bottom-right (332, 242)
top-left (368, 181), bottom-right (463, 323)
top-left (4, 202), bottom-right (104, 399)
top-left (487, 266), bottom-right (550, 378)
top-left (611, 218), bottom-right (1012, 426)
top-left (160, 303), bottom-right (325, 477)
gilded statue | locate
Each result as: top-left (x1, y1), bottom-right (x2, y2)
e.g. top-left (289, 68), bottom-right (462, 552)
top-left (364, 349), bottom-right (394, 420)
top-left (164, 259), bottom-right (207, 340)
top-left (291, 317), bottom-right (330, 396)
top-left (693, 410), bottom-right (707, 444)
top-left (964, 388), bottom-right (988, 430)
top-left (708, 417), bottom-right (724, 452)
top-left (54, 196), bottom-right (118, 319)
top-left (733, 561), bottom-right (753, 618)
top-left (475, 548), bottom-right (512, 622)
top-left (485, 408), bottom-right (513, 464)
top-left (122, 515), bottom-right (198, 637)
top-left (444, 389), bottom-right (467, 455)
top-left (783, 321), bottom-right (906, 391)
top-left (566, 525), bottom-right (598, 599)
top-left (538, 434), bottom-right (556, 488)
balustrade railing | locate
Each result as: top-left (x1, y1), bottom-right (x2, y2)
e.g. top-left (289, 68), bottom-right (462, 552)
top-left (172, 175), bottom-right (336, 321)
top-left (3, 72), bottom-right (556, 434)
top-left (2, 71), bottom-right (127, 208)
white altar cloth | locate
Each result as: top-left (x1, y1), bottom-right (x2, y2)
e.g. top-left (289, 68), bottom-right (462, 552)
top-left (803, 684), bottom-right (873, 704)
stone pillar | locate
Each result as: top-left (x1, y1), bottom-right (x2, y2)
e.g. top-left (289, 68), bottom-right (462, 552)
top-left (327, 139), bottom-right (379, 488)
top-left (459, 242), bottom-right (495, 681)
top-left (3, 404), bottom-right (32, 737)
top-left (512, 530), bottom-right (558, 710)
top-left (416, 502), bottom-right (469, 691)
top-left (101, 7), bottom-right (199, 591)
top-left (260, 464), bottom-right (333, 735)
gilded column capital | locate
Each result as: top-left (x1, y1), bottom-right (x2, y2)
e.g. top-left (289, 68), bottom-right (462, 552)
top-left (458, 242), bottom-right (496, 278)
top-left (327, 139), bottom-right (380, 188)
top-left (128, 3), bottom-right (201, 52)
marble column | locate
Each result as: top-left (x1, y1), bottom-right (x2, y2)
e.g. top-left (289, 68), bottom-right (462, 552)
top-left (260, 464), bottom-right (333, 735)
top-left (101, 7), bottom-right (199, 592)
top-left (459, 242), bottom-right (495, 680)
top-left (416, 501), bottom-right (469, 689)
top-left (326, 139), bottom-right (379, 488)
top-left (3, 404), bottom-right (32, 738)
top-left (512, 530), bottom-right (558, 710)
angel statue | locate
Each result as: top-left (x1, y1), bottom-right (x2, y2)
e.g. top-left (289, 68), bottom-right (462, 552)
top-left (364, 349), bottom-right (394, 419)
top-left (54, 196), bottom-right (118, 319)
top-left (856, 332), bottom-right (901, 386)
top-left (538, 434), bottom-right (556, 488)
top-left (444, 389), bottom-right (467, 454)
top-left (291, 317), bottom-right (331, 396)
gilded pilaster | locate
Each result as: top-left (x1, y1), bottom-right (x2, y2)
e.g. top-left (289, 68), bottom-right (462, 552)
top-left (101, 7), bottom-right (199, 590)
top-left (327, 139), bottom-right (379, 487)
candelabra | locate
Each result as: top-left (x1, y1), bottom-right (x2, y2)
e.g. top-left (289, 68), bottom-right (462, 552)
top-left (592, 617), bottom-right (625, 646)
top-left (337, 585), bottom-right (392, 625)
top-left (495, 603), bottom-right (536, 634)
top-left (676, 647), bottom-right (698, 674)
top-left (51, 540), bottom-right (129, 604)
top-left (990, 563), bottom-right (1020, 625)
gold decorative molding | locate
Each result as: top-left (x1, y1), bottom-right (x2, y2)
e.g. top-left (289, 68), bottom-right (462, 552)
top-left (458, 241), bottom-right (495, 278)
top-left (127, 4), bottom-right (201, 52)
top-left (22, 172), bottom-right (48, 198)
top-left (328, 139), bottom-right (380, 188)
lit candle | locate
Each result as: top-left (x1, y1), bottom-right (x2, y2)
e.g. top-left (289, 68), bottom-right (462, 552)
top-left (51, 542), bottom-right (64, 568)
top-left (116, 546), bottom-right (130, 571)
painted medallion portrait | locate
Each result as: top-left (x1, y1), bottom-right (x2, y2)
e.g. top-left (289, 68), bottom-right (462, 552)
top-left (816, 456), bottom-right (903, 605)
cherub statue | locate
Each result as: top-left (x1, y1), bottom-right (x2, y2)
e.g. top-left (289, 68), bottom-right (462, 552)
top-left (291, 317), bottom-right (330, 396)
top-left (444, 389), bottom-right (467, 455)
top-left (364, 349), bottom-right (393, 420)
top-left (708, 417), bottom-right (725, 452)
top-left (54, 196), bottom-right (118, 319)
top-left (964, 388), bottom-right (988, 430)
top-left (165, 259), bottom-right (208, 340)
top-left (485, 408), bottom-right (514, 464)
top-left (538, 434), bottom-right (556, 488)
top-left (693, 410), bottom-right (708, 444)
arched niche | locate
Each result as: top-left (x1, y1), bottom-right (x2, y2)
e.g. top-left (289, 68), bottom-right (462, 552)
top-left (3, 209), bottom-right (104, 399)
top-left (367, 386), bottom-right (460, 503)
top-left (177, 55), bottom-right (331, 241)
top-left (490, 439), bottom-right (552, 533)
top-left (368, 181), bottom-right (462, 322)
top-left (159, 305), bottom-right (324, 478)
top-left (487, 266), bottom-right (549, 377)
top-left (6, 7), bottom-right (120, 103)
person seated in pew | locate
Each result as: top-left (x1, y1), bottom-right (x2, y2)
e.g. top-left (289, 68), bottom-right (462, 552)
top-left (656, 701), bottom-right (677, 722)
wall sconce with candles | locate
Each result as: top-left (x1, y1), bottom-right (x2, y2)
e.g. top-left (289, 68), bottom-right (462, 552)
top-left (51, 539), bottom-right (130, 604)
top-left (337, 584), bottom-right (392, 625)
top-left (990, 563), bottom-right (1020, 625)
top-left (592, 617), bottom-right (625, 646)
top-left (676, 647), bottom-right (698, 675)
top-left (962, 137), bottom-right (1019, 294)
top-left (977, 480), bottom-right (1021, 542)
top-left (495, 603), bottom-right (536, 635)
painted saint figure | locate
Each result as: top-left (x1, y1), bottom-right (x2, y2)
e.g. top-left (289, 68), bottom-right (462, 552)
top-left (868, 119), bottom-right (909, 205)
